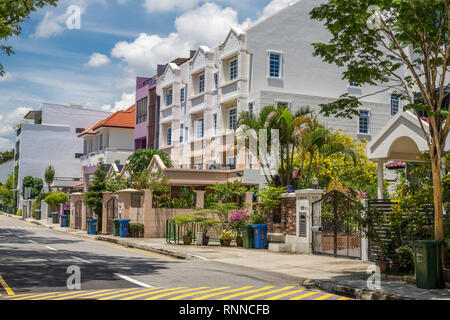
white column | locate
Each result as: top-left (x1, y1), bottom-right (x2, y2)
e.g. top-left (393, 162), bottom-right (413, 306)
top-left (377, 161), bottom-right (385, 199)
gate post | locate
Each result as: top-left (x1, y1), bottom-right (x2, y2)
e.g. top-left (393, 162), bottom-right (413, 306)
top-left (283, 189), bottom-right (324, 254)
top-left (361, 199), bottom-right (369, 261)
top-left (102, 192), bottom-right (113, 235)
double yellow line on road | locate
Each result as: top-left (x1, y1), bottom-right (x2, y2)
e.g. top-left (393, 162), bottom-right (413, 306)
top-left (0, 274), bottom-right (15, 296)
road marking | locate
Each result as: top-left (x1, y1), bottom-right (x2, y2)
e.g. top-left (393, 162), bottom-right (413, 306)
top-left (54, 288), bottom-right (133, 300)
top-left (16, 235), bottom-right (23, 238)
top-left (0, 274), bottom-right (15, 296)
top-left (169, 287), bottom-right (231, 300)
top-left (98, 287), bottom-right (161, 300)
top-left (314, 293), bottom-right (335, 300)
top-left (28, 240), bottom-right (36, 243)
top-left (218, 286), bottom-right (275, 300)
top-left (31, 290), bottom-right (88, 300)
top-left (242, 286), bottom-right (295, 300)
top-left (265, 289), bottom-right (305, 300)
top-left (113, 273), bottom-right (154, 288)
top-left (289, 291), bottom-right (320, 300)
top-left (145, 287), bottom-right (209, 300)
top-left (337, 297), bottom-right (350, 300)
top-left (45, 246), bottom-right (57, 251)
top-left (186, 254), bottom-right (208, 261)
top-left (121, 287), bottom-right (186, 300)
top-left (11, 291), bottom-right (63, 300)
top-left (192, 286), bottom-right (253, 300)
top-left (71, 256), bottom-right (92, 264)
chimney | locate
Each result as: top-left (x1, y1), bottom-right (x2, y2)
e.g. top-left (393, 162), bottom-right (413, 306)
top-left (157, 64), bottom-right (167, 77)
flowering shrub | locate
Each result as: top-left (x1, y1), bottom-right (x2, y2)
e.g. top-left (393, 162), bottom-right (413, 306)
top-left (228, 210), bottom-right (250, 235)
top-left (220, 230), bottom-right (234, 241)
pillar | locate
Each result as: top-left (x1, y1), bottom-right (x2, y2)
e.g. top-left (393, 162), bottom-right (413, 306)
top-left (102, 192), bottom-right (113, 235)
top-left (195, 190), bottom-right (206, 208)
top-left (377, 161), bottom-right (385, 199)
top-left (245, 192), bottom-right (254, 214)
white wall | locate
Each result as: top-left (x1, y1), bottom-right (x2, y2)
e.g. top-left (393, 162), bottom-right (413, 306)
top-left (16, 104), bottom-right (111, 196)
top-left (0, 160), bottom-right (14, 184)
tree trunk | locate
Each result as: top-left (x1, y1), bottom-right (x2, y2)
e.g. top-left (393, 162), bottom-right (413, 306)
top-left (430, 143), bottom-right (445, 283)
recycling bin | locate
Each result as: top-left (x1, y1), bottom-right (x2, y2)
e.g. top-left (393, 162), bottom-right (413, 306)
top-left (113, 219), bottom-right (120, 236)
top-left (60, 214), bottom-right (68, 228)
top-left (253, 224), bottom-right (268, 249)
top-left (52, 212), bottom-right (59, 224)
top-left (119, 219), bottom-right (131, 238)
top-left (87, 219), bottom-right (97, 235)
top-left (243, 224), bottom-right (254, 249)
top-left (34, 210), bottom-right (41, 220)
top-left (411, 240), bottom-right (445, 289)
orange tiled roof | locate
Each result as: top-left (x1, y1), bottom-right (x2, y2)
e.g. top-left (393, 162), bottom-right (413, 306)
top-left (78, 105), bottom-right (135, 137)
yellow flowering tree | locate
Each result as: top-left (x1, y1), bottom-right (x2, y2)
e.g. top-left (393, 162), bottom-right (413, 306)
top-left (294, 130), bottom-right (379, 199)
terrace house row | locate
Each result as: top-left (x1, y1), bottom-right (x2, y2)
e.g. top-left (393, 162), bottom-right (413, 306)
top-left (155, 0), bottom-right (399, 178)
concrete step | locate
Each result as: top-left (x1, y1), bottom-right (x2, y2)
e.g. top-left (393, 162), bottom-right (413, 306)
top-left (268, 242), bottom-right (289, 252)
top-left (267, 233), bottom-right (285, 243)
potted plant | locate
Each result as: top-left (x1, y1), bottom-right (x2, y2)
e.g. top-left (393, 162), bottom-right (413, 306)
top-left (173, 215), bottom-right (195, 245)
top-left (194, 210), bottom-right (220, 246)
top-left (397, 245), bottom-right (414, 273)
top-left (220, 230), bottom-right (234, 247)
top-left (229, 210), bottom-right (250, 247)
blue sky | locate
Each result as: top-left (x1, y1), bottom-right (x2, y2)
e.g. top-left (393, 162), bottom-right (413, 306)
top-left (0, 0), bottom-right (298, 151)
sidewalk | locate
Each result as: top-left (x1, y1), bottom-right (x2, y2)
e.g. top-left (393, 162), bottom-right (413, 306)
top-left (4, 213), bottom-right (450, 300)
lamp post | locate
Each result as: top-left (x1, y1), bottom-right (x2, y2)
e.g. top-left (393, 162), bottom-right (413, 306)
top-left (312, 177), bottom-right (319, 189)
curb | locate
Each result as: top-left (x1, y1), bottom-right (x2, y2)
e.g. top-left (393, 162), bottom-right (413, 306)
top-left (95, 236), bottom-right (190, 260)
top-left (298, 279), bottom-right (410, 300)
top-left (1, 212), bottom-right (439, 300)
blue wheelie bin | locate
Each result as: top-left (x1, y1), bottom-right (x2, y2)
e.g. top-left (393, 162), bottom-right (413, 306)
top-left (119, 219), bottom-right (131, 238)
top-left (252, 224), bottom-right (268, 249)
top-left (87, 219), bottom-right (97, 235)
top-left (60, 214), bottom-right (68, 228)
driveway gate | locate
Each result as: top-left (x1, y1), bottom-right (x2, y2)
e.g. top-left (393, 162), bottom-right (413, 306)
top-left (106, 197), bottom-right (118, 234)
top-left (74, 200), bottom-right (82, 229)
top-left (312, 190), bottom-right (362, 259)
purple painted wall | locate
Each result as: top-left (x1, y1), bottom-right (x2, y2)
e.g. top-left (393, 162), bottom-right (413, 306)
top-left (135, 76), bottom-right (156, 150)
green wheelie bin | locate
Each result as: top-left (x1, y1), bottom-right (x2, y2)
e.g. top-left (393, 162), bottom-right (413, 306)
top-left (411, 240), bottom-right (445, 289)
top-left (52, 212), bottom-right (59, 224)
top-left (243, 224), bottom-right (254, 249)
top-left (113, 219), bottom-right (120, 236)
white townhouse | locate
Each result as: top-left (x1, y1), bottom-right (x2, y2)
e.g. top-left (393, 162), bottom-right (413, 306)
top-left (159, 0), bottom-right (402, 176)
top-left (15, 103), bottom-right (111, 203)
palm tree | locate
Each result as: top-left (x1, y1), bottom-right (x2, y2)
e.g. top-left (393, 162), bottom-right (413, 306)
top-left (44, 165), bottom-right (55, 192)
top-left (238, 104), bottom-right (312, 186)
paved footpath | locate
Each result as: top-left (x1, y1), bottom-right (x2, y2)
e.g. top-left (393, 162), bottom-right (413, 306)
top-left (0, 214), bottom-right (347, 301)
top-left (4, 213), bottom-right (450, 300)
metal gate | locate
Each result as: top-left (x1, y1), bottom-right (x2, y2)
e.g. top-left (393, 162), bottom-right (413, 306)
top-left (312, 190), bottom-right (362, 259)
top-left (106, 197), bottom-right (118, 234)
top-left (75, 200), bottom-right (82, 229)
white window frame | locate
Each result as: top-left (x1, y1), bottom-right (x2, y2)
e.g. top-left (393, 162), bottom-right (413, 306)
top-left (275, 100), bottom-right (291, 109)
top-left (185, 126), bottom-right (189, 143)
top-left (391, 94), bottom-right (400, 115)
top-left (267, 51), bottom-right (283, 79)
top-left (228, 108), bottom-right (237, 130)
top-left (214, 73), bottom-right (219, 90)
top-left (229, 58), bottom-right (238, 81)
top-left (348, 82), bottom-right (360, 88)
top-left (180, 87), bottom-right (185, 103)
top-left (248, 102), bottom-right (254, 116)
top-left (98, 134), bottom-right (103, 150)
top-left (166, 88), bottom-right (173, 107)
top-left (167, 127), bottom-right (172, 146)
top-left (180, 124), bottom-right (184, 143)
top-left (196, 119), bottom-right (204, 139)
top-left (198, 73), bottom-right (205, 94)
top-left (213, 113), bottom-right (218, 136)
top-left (358, 110), bottom-right (371, 135)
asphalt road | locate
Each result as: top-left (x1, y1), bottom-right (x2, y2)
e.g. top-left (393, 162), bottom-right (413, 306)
top-left (0, 215), bottom-right (350, 300)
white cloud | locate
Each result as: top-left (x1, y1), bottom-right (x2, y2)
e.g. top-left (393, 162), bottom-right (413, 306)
top-left (111, 2), bottom-right (248, 77)
top-left (175, 2), bottom-right (245, 46)
top-left (0, 72), bottom-right (16, 82)
top-left (111, 32), bottom-right (192, 76)
top-left (86, 53), bottom-right (110, 67)
top-left (144, 0), bottom-right (202, 13)
top-left (0, 107), bottom-right (32, 142)
top-left (101, 92), bottom-right (135, 113)
top-left (261, 0), bottom-right (299, 18)
top-left (34, 11), bottom-right (67, 38)
top-left (0, 138), bottom-right (14, 151)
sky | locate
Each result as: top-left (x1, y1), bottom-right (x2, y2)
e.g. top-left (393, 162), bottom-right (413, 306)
top-left (0, 0), bottom-right (299, 152)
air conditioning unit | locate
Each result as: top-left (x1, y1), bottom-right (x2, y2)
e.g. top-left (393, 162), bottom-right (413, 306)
top-left (207, 162), bottom-right (218, 170)
top-left (193, 164), bottom-right (203, 170)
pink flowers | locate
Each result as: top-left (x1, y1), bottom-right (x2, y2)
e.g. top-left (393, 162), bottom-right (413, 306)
top-left (229, 210), bottom-right (250, 232)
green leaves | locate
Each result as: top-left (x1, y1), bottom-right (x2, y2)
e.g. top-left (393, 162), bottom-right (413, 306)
top-left (22, 176), bottom-right (43, 199)
top-left (126, 149), bottom-right (172, 177)
top-left (0, 0), bottom-right (58, 75)
top-left (44, 191), bottom-right (68, 208)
